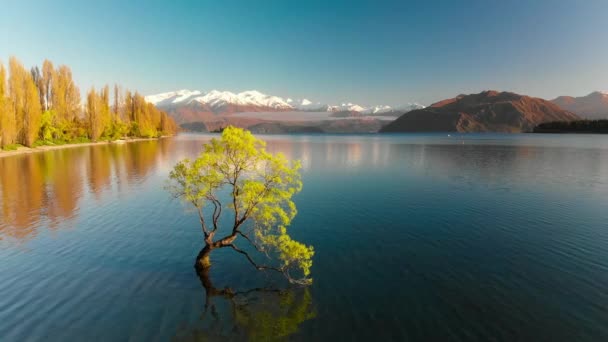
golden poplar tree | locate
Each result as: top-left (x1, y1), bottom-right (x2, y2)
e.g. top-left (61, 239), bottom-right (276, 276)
top-left (51, 65), bottom-right (68, 119)
top-left (0, 62), bottom-right (8, 147)
top-left (113, 84), bottom-right (121, 120)
top-left (8, 57), bottom-right (27, 144)
top-left (124, 90), bottom-right (134, 130)
top-left (52, 65), bottom-right (81, 132)
top-left (7, 57), bottom-right (42, 147)
top-left (0, 62), bottom-right (17, 147)
top-left (86, 88), bottom-right (97, 141)
top-left (86, 87), bottom-right (104, 141)
top-left (100, 85), bottom-right (111, 137)
top-left (65, 70), bottom-right (81, 123)
top-left (23, 70), bottom-right (42, 147)
top-left (41, 60), bottom-right (54, 111)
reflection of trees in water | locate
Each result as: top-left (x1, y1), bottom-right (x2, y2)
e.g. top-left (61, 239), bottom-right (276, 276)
top-left (174, 269), bottom-right (316, 341)
top-left (43, 149), bottom-right (84, 231)
top-left (264, 137), bottom-right (392, 171)
top-left (87, 145), bottom-right (113, 198)
top-left (0, 155), bottom-right (45, 240)
top-left (0, 140), bottom-right (171, 243)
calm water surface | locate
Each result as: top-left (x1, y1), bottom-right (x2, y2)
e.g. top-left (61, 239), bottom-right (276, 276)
top-left (1, 133), bottom-right (608, 341)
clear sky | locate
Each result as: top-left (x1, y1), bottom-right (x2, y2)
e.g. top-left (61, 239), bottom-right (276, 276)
top-left (1, 0), bottom-right (608, 106)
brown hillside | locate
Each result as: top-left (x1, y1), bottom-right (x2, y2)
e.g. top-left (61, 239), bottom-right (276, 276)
top-left (381, 91), bottom-right (579, 133)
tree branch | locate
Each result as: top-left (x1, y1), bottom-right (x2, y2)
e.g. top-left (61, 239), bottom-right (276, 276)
top-left (237, 231), bottom-right (263, 253)
top-left (194, 202), bottom-right (209, 236)
top-left (229, 244), bottom-right (284, 273)
top-left (206, 195), bottom-right (222, 232)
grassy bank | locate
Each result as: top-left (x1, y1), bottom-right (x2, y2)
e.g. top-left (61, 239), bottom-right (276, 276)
top-left (0, 136), bottom-right (172, 159)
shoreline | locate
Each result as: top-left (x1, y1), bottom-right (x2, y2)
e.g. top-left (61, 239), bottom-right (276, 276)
top-left (0, 136), bottom-right (173, 159)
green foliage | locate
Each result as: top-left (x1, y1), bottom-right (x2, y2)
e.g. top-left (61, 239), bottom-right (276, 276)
top-left (1, 143), bottom-right (23, 151)
top-left (32, 140), bottom-right (47, 147)
top-left (39, 110), bottom-right (57, 141)
top-left (257, 228), bottom-right (314, 278)
top-left (129, 121), bottom-right (140, 137)
top-left (139, 125), bottom-right (157, 138)
top-left (32, 138), bottom-right (82, 147)
top-left (106, 118), bottom-right (129, 140)
top-left (167, 126), bottom-right (313, 285)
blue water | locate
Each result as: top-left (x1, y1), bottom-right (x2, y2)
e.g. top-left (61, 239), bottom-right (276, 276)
top-left (1, 133), bottom-right (608, 341)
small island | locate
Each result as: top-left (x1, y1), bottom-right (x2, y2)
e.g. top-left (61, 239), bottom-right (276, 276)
top-left (532, 120), bottom-right (608, 134)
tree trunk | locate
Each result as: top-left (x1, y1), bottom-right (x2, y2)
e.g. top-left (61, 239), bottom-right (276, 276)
top-left (196, 258), bottom-right (235, 309)
top-left (195, 244), bottom-right (213, 273)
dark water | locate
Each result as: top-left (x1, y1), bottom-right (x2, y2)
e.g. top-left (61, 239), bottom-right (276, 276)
top-left (2, 133), bottom-right (608, 341)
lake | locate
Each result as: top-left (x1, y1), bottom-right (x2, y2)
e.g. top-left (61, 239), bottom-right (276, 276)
top-left (2, 133), bottom-right (608, 341)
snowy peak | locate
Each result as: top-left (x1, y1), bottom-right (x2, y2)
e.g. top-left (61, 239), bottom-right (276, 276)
top-left (145, 89), bottom-right (292, 110)
top-left (144, 89), bottom-right (202, 107)
top-left (334, 103), bottom-right (425, 114)
top-left (362, 105), bottom-right (392, 114)
top-left (145, 89), bottom-right (424, 114)
top-left (287, 98), bottom-right (330, 111)
top-left (328, 103), bottom-right (366, 112)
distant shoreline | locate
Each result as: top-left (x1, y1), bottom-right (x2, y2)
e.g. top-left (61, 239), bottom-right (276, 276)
top-left (532, 120), bottom-right (608, 134)
top-left (0, 136), bottom-right (173, 159)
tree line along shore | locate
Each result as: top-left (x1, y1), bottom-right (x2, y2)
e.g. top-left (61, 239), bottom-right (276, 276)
top-left (0, 57), bottom-right (178, 152)
top-left (532, 120), bottom-right (608, 134)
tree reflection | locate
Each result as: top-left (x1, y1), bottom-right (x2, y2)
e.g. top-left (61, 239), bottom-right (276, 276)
top-left (87, 145), bottom-right (113, 198)
top-left (45, 149), bottom-right (83, 230)
top-left (0, 140), bottom-right (170, 243)
top-left (0, 155), bottom-right (45, 240)
top-left (174, 269), bottom-right (316, 341)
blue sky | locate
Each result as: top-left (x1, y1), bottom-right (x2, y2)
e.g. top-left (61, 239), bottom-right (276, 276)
top-left (1, 0), bottom-right (608, 106)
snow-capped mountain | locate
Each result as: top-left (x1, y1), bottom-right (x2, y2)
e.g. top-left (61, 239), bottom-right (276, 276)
top-left (328, 103), bottom-right (367, 113)
top-left (145, 89), bottom-right (292, 111)
top-left (286, 98), bottom-right (330, 111)
top-left (145, 89), bottom-right (424, 123)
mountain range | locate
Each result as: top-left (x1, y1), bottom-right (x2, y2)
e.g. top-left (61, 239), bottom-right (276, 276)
top-left (380, 91), bottom-right (579, 133)
top-left (145, 89), bottom-right (424, 124)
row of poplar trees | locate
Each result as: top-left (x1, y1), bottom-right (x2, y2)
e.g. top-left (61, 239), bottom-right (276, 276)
top-left (0, 57), bottom-right (177, 148)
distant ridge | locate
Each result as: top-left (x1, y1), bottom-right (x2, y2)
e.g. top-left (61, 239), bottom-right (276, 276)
top-left (380, 91), bottom-right (580, 133)
top-left (551, 92), bottom-right (608, 120)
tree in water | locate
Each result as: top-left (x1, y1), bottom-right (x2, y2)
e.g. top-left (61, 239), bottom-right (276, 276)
top-left (166, 126), bottom-right (314, 285)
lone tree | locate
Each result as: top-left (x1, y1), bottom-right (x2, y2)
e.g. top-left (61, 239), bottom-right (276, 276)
top-left (167, 126), bottom-right (314, 285)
